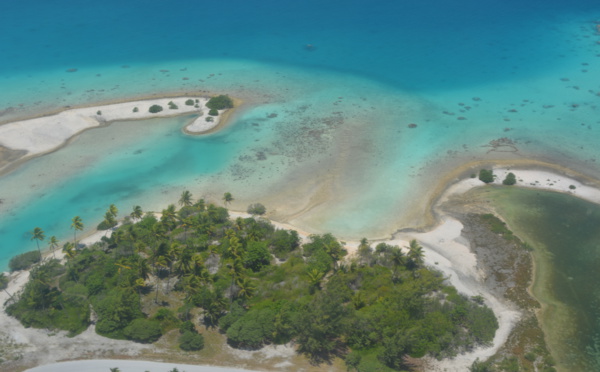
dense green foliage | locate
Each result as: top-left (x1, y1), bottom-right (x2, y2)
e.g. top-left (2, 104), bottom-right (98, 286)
top-left (6, 260), bottom-right (89, 335)
top-left (9, 250), bottom-right (41, 271)
top-left (7, 194), bottom-right (498, 368)
top-left (206, 95), bottom-right (234, 110)
top-left (247, 203), bottom-right (266, 215)
top-left (502, 172), bottom-right (517, 185)
top-left (185, 99), bottom-right (195, 106)
top-left (123, 318), bottom-right (162, 343)
top-left (179, 330), bottom-right (204, 350)
top-left (168, 101), bottom-right (178, 110)
top-left (479, 169), bottom-right (495, 183)
top-left (208, 108), bottom-right (219, 116)
top-left (149, 104), bottom-right (163, 113)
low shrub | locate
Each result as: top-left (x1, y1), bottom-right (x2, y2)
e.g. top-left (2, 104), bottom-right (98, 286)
top-left (9, 250), bottom-right (42, 271)
top-left (206, 95), bottom-right (233, 110)
top-left (168, 101), bottom-right (178, 110)
top-left (96, 110), bottom-right (102, 115)
top-left (247, 203), bottom-right (266, 215)
top-left (123, 318), bottom-right (163, 343)
top-left (478, 169), bottom-right (494, 184)
top-left (179, 330), bottom-right (204, 351)
top-left (502, 172), bottom-right (516, 185)
top-left (208, 108), bottom-right (219, 116)
top-left (149, 105), bottom-right (163, 114)
top-left (185, 99), bottom-right (195, 106)
top-left (205, 116), bottom-right (214, 122)
top-left (133, 107), bottom-right (139, 113)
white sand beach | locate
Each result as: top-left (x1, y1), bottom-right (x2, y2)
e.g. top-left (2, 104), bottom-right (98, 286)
top-left (0, 97), bottom-right (226, 164)
top-left (3, 163), bottom-right (599, 371)
top-left (24, 359), bottom-right (259, 372)
top-left (3, 100), bottom-right (600, 371)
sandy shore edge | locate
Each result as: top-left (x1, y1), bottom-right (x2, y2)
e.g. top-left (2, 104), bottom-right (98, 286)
top-left (2, 135), bottom-right (600, 371)
top-left (0, 95), bottom-right (239, 176)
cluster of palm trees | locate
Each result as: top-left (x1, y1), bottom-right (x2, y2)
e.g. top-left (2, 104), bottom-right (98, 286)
top-left (91, 191), bottom-right (239, 317)
top-left (28, 215), bottom-right (84, 263)
top-left (356, 238), bottom-right (425, 281)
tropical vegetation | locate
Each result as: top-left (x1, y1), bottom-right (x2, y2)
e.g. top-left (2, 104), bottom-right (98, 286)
top-left (206, 95), bottom-right (234, 110)
top-left (5, 192), bottom-right (498, 369)
top-left (479, 169), bottom-right (495, 184)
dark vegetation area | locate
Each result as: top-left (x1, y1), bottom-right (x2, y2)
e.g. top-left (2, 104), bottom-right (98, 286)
top-left (479, 169), bottom-right (495, 184)
top-left (206, 95), bottom-right (234, 110)
top-left (149, 104), bottom-right (163, 114)
top-left (7, 192), bottom-right (498, 370)
top-left (9, 250), bottom-right (42, 272)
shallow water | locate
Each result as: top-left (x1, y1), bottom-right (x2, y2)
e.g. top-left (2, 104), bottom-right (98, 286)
top-left (1, 1), bottom-right (600, 262)
top-left (475, 186), bottom-right (600, 370)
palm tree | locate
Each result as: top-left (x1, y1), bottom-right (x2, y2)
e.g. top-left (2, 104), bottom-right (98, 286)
top-left (179, 190), bottom-right (193, 207)
top-left (48, 236), bottom-right (59, 258)
top-left (30, 227), bottom-right (45, 258)
top-left (103, 210), bottom-right (116, 228)
top-left (70, 216), bottom-right (84, 245)
top-left (193, 198), bottom-right (206, 211)
top-left (161, 204), bottom-right (178, 230)
top-left (154, 255), bottom-right (168, 303)
top-left (407, 239), bottom-right (425, 269)
top-left (62, 242), bottom-right (76, 259)
top-left (222, 192), bottom-right (233, 206)
top-left (390, 247), bottom-right (405, 282)
top-left (109, 204), bottom-right (119, 218)
top-left (236, 277), bottom-right (256, 299)
top-left (130, 205), bottom-right (143, 220)
top-left (182, 274), bottom-right (202, 320)
top-left (174, 248), bottom-right (194, 277)
top-left (62, 242), bottom-right (77, 272)
top-left (133, 257), bottom-right (151, 281)
top-left (306, 268), bottom-right (324, 294)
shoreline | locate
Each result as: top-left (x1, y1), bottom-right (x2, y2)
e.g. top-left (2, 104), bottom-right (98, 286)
top-left (2, 94), bottom-right (600, 370)
top-left (0, 94), bottom-right (240, 177)
top-left (1, 164), bottom-right (598, 371)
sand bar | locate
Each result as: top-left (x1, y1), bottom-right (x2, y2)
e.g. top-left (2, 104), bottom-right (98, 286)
top-left (0, 96), bottom-right (229, 169)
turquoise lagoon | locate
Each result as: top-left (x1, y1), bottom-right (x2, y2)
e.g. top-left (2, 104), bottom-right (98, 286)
top-left (0, 0), bottom-right (600, 298)
top-left (2, 0), bottom-right (600, 264)
top-left (2, 0), bottom-right (600, 368)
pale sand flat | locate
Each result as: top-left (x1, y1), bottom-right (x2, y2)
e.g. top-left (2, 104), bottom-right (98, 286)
top-left (0, 97), bottom-right (224, 161)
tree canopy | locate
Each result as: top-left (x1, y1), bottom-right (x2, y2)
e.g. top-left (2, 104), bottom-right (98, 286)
top-left (6, 197), bottom-right (498, 370)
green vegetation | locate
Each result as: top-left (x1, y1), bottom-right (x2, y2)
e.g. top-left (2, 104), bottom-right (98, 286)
top-left (206, 95), bottom-right (233, 110)
top-left (98, 204), bottom-right (119, 230)
top-left (30, 227), bottom-right (45, 257)
top-left (168, 101), bottom-right (178, 110)
top-left (133, 107), bottom-right (139, 113)
top-left (8, 250), bottom-right (42, 271)
top-left (208, 108), bottom-right (219, 116)
top-left (185, 99), bottom-right (195, 106)
top-left (503, 172), bottom-right (517, 185)
top-left (96, 110), bottom-right (102, 115)
top-left (6, 192), bottom-right (498, 368)
top-left (205, 116), bottom-right (214, 122)
top-left (247, 203), bottom-right (266, 216)
top-left (149, 104), bottom-right (163, 114)
top-left (569, 185), bottom-right (576, 190)
top-left (479, 169), bottom-right (495, 183)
